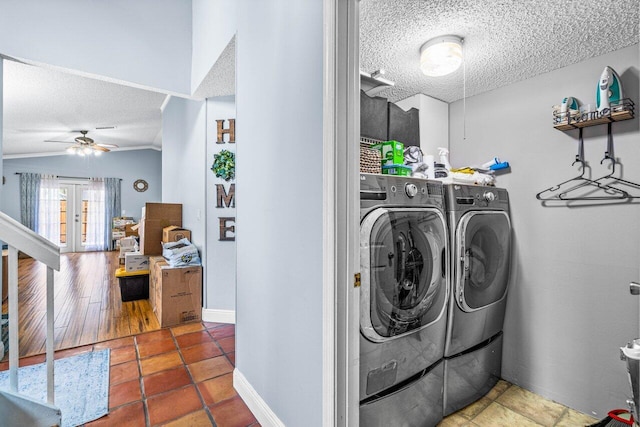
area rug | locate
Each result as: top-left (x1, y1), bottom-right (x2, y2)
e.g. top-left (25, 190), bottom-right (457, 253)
top-left (0, 349), bottom-right (110, 427)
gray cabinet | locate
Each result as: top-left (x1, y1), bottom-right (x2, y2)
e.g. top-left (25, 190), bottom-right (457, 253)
top-left (360, 91), bottom-right (420, 147)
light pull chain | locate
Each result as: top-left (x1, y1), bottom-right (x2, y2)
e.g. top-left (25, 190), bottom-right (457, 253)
top-left (462, 38), bottom-right (467, 141)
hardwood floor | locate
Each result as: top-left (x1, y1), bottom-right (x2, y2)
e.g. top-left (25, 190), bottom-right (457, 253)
top-left (2, 251), bottom-right (160, 358)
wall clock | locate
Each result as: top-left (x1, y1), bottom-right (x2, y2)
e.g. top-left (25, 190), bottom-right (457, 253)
top-left (133, 179), bottom-right (148, 192)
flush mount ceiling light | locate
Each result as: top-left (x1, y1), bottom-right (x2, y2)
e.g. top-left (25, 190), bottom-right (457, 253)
top-left (420, 35), bottom-right (464, 77)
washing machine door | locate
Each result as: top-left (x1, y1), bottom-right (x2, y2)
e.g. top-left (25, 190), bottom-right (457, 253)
top-left (360, 207), bottom-right (448, 342)
top-left (455, 211), bottom-right (511, 312)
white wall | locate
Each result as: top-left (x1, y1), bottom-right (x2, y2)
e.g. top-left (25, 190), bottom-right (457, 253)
top-left (162, 97), bottom-right (206, 254)
top-left (191, 0), bottom-right (236, 94)
top-left (205, 97), bottom-right (236, 314)
top-left (449, 44), bottom-right (640, 417)
top-left (236, 0), bottom-right (324, 425)
top-left (0, 0), bottom-right (192, 95)
top-left (395, 93), bottom-right (448, 158)
top-left (1, 150), bottom-right (162, 223)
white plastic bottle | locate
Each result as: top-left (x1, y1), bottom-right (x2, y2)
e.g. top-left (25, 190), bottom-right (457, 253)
top-left (438, 147), bottom-right (451, 170)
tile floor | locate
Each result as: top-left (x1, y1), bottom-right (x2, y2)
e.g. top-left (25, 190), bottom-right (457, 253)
top-left (1, 321), bottom-right (258, 427)
top-left (1, 322), bottom-right (601, 427)
top-left (438, 379), bottom-right (599, 427)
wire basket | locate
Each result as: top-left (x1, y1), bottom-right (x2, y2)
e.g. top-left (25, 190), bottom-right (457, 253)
top-left (360, 137), bottom-right (382, 174)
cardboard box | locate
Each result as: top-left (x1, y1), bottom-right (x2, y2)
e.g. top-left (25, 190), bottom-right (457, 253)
top-left (373, 140), bottom-right (405, 166)
top-left (149, 256), bottom-right (167, 310)
top-left (113, 217), bottom-right (135, 229)
top-left (125, 223), bottom-right (139, 237)
top-left (139, 203), bottom-right (182, 255)
top-left (115, 268), bottom-right (150, 302)
top-left (162, 226), bottom-right (191, 243)
top-left (112, 230), bottom-right (126, 239)
top-left (153, 264), bottom-right (202, 327)
top-left (125, 252), bottom-right (149, 272)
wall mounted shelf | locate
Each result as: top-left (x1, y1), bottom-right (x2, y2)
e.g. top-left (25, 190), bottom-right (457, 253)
top-left (552, 98), bottom-right (635, 131)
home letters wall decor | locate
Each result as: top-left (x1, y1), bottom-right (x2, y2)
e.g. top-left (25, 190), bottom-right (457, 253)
top-left (216, 119), bottom-right (235, 144)
top-left (214, 118), bottom-right (235, 241)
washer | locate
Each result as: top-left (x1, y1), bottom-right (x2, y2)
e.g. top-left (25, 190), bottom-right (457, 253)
top-left (443, 183), bottom-right (512, 416)
top-left (359, 173), bottom-right (449, 426)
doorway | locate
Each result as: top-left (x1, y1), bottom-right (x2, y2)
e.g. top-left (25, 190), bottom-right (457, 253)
top-left (59, 183), bottom-right (90, 253)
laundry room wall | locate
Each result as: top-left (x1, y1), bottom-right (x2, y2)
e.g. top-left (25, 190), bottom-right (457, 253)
top-left (448, 44), bottom-right (640, 417)
top-left (395, 93), bottom-right (449, 158)
top-left (205, 96), bottom-right (236, 318)
top-left (1, 149), bottom-right (162, 224)
top-left (235, 0), bottom-right (324, 425)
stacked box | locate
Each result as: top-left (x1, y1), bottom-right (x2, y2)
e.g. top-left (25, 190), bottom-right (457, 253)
top-left (151, 260), bottom-right (202, 327)
top-left (125, 252), bottom-right (149, 272)
top-left (112, 217), bottom-right (135, 242)
top-left (149, 256), bottom-right (166, 311)
top-left (373, 140), bottom-right (405, 166)
top-left (162, 226), bottom-right (191, 243)
top-left (139, 203), bottom-right (182, 255)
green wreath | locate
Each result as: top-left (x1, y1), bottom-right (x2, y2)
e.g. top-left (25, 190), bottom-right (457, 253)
top-left (211, 149), bottom-right (235, 181)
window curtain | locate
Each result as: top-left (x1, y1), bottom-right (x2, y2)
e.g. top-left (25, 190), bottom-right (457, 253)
top-left (37, 175), bottom-right (61, 244)
top-left (85, 179), bottom-right (106, 251)
top-left (19, 173), bottom-right (41, 231)
top-left (104, 178), bottom-right (121, 250)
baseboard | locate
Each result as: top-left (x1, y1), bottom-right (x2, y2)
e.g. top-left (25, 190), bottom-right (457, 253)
top-left (201, 308), bottom-right (235, 324)
top-left (233, 369), bottom-right (285, 427)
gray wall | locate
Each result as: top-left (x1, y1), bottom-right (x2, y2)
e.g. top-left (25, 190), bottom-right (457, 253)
top-left (2, 149), bottom-right (162, 223)
top-left (0, 0), bottom-right (192, 95)
top-left (161, 97), bottom-right (206, 252)
top-left (236, 0), bottom-right (324, 425)
top-left (449, 44), bottom-right (640, 417)
top-left (205, 96), bottom-right (236, 312)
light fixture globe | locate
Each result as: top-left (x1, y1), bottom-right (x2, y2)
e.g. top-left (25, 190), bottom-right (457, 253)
top-left (420, 35), bottom-right (463, 77)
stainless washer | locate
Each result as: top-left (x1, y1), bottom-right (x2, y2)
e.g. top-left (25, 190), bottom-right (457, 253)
top-left (359, 173), bottom-right (449, 426)
top-left (443, 183), bottom-right (512, 416)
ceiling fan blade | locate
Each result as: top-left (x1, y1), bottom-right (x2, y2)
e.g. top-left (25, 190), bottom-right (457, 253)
top-left (96, 143), bottom-right (119, 148)
top-left (93, 145), bottom-right (110, 152)
top-left (95, 126), bottom-right (117, 130)
top-left (45, 140), bottom-right (74, 143)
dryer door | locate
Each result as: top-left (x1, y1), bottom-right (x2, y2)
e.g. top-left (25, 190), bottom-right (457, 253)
top-left (360, 208), bottom-right (448, 342)
top-left (456, 211), bottom-right (511, 312)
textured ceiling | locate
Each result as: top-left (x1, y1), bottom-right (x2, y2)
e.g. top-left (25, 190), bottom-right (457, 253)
top-left (193, 36), bottom-right (236, 99)
top-left (3, 60), bottom-right (167, 158)
top-left (360, 0), bottom-right (640, 103)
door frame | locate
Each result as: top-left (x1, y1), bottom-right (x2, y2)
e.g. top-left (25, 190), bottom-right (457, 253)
top-left (323, 0), bottom-right (360, 425)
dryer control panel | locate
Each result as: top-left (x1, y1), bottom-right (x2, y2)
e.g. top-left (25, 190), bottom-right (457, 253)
top-left (445, 184), bottom-right (509, 211)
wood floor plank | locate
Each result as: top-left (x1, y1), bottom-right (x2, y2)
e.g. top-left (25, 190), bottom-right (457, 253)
top-left (2, 251), bottom-right (160, 358)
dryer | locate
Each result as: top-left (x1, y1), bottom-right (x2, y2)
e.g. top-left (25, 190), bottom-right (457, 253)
top-left (443, 183), bottom-right (512, 416)
top-left (359, 174), bottom-right (449, 426)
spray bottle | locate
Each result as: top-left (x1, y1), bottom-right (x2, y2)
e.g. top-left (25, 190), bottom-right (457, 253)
top-left (438, 147), bottom-right (451, 171)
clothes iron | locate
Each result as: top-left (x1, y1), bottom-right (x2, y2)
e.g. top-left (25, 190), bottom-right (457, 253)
top-left (596, 66), bottom-right (623, 112)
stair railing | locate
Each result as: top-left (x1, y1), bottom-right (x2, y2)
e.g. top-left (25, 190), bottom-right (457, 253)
top-left (0, 211), bottom-right (60, 405)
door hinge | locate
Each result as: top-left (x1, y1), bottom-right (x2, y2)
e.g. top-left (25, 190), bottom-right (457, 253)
top-left (354, 273), bottom-right (361, 288)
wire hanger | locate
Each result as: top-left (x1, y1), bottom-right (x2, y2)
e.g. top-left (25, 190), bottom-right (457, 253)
top-left (535, 128), bottom-right (629, 201)
top-left (588, 123), bottom-right (640, 199)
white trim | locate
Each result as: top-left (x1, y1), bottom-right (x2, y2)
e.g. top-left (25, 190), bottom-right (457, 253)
top-left (322, 0), bottom-right (337, 426)
top-left (233, 369), bottom-right (284, 427)
top-left (202, 308), bottom-right (235, 324)
top-left (3, 145), bottom-right (162, 160)
top-left (320, 0), bottom-right (361, 425)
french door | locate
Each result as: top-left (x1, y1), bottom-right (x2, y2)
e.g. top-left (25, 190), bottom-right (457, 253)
top-left (59, 184), bottom-right (90, 253)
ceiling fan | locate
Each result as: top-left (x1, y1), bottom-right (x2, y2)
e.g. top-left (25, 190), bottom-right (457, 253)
top-left (46, 130), bottom-right (119, 156)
